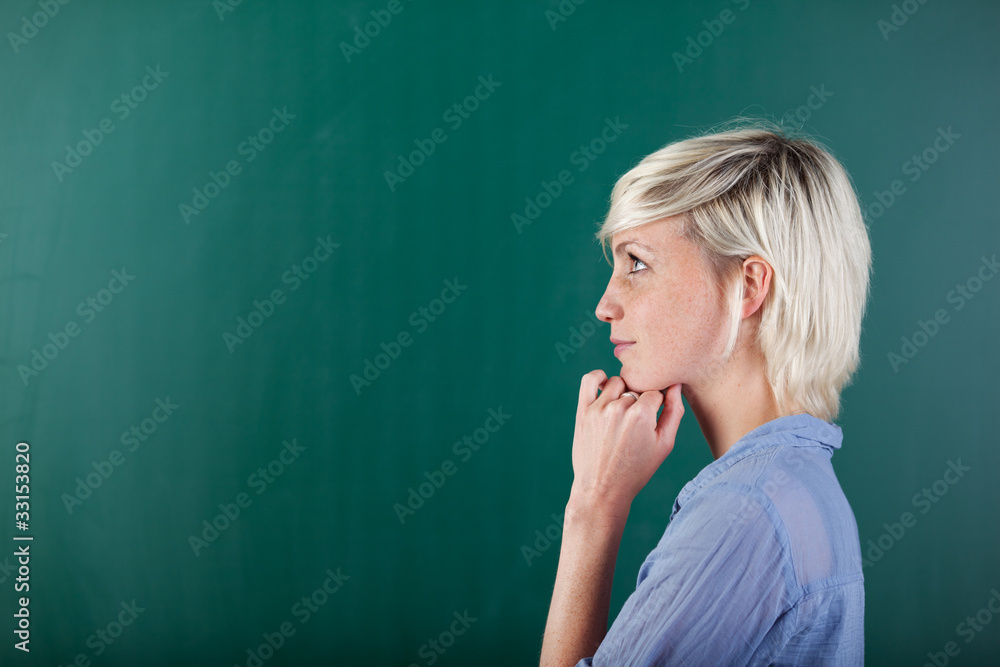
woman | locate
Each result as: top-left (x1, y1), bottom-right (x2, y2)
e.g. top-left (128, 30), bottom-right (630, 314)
top-left (540, 119), bottom-right (871, 666)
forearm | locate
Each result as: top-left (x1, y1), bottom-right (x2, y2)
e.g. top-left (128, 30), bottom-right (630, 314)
top-left (540, 494), bottom-right (629, 667)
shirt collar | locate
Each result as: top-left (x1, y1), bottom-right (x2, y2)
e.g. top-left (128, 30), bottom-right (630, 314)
top-left (669, 413), bottom-right (843, 521)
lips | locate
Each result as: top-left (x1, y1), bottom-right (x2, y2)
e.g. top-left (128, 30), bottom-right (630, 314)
top-left (611, 338), bottom-right (635, 357)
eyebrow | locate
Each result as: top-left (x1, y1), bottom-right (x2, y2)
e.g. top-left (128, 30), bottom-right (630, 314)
top-left (613, 240), bottom-right (656, 257)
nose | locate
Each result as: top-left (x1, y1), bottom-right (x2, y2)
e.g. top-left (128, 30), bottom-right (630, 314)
top-left (595, 280), bottom-right (620, 324)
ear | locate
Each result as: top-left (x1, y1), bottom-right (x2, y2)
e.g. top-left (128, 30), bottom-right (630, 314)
top-left (741, 255), bottom-right (773, 319)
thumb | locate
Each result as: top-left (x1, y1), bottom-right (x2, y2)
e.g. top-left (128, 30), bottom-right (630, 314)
top-left (654, 384), bottom-right (685, 445)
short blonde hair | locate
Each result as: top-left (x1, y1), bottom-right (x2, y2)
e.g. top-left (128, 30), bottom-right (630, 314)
top-left (596, 118), bottom-right (872, 422)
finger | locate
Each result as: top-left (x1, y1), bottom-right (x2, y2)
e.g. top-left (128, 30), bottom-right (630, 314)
top-left (654, 384), bottom-right (685, 442)
top-left (596, 376), bottom-right (625, 404)
top-left (578, 369), bottom-right (608, 407)
top-left (636, 389), bottom-right (664, 412)
top-left (628, 390), bottom-right (664, 423)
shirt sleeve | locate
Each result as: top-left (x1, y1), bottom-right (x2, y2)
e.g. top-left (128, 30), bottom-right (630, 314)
top-left (576, 483), bottom-right (799, 666)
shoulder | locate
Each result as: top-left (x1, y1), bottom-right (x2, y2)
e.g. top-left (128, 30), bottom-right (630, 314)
top-left (679, 444), bottom-right (864, 592)
top-left (646, 467), bottom-right (798, 594)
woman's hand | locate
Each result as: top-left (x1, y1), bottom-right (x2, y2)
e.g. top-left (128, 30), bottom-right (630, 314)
top-left (540, 371), bottom-right (684, 666)
top-left (569, 370), bottom-right (685, 520)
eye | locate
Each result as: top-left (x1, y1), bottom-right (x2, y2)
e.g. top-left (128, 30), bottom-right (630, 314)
top-left (627, 253), bottom-right (647, 275)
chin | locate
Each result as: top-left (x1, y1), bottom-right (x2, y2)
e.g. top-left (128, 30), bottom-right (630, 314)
top-left (620, 366), bottom-right (672, 393)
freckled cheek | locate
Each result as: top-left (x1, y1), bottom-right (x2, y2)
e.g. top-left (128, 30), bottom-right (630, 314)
top-left (632, 297), bottom-right (694, 345)
top-left (650, 290), bottom-right (720, 354)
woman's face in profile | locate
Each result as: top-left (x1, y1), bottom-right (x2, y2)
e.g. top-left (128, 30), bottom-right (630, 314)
top-left (595, 217), bottom-right (731, 394)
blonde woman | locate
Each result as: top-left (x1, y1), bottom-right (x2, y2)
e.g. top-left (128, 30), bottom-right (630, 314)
top-left (541, 120), bottom-right (871, 666)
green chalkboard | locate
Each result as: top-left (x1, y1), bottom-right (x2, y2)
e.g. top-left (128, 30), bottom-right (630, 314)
top-left (0, 0), bottom-right (998, 664)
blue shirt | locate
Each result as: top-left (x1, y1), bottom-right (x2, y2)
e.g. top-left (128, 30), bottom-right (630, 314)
top-left (577, 413), bottom-right (865, 666)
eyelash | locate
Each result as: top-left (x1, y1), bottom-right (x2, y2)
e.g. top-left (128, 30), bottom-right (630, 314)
top-left (627, 253), bottom-right (647, 275)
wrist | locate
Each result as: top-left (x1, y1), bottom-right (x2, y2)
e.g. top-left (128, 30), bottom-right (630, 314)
top-left (565, 484), bottom-right (632, 531)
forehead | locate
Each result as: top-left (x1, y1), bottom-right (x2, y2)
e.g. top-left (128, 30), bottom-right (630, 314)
top-left (611, 218), bottom-right (682, 257)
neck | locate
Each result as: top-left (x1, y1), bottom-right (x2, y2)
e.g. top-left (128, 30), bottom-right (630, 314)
top-left (681, 345), bottom-right (787, 460)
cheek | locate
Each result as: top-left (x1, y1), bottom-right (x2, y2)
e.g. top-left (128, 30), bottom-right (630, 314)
top-left (640, 282), bottom-right (727, 365)
top-left (685, 283), bottom-right (731, 350)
